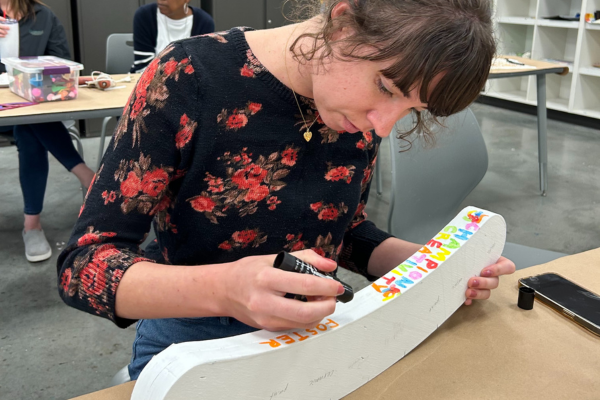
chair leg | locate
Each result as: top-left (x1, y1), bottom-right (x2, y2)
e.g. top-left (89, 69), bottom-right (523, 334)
top-left (67, 126), bottom-right (86, 202)
top-left (68, 127), bottom-right (84, 160)
top-left (97, 116), bottom-right (113, 171)
top-left (375, 152), bottom-right (383, 196)
top-left (110, 365), bottom-right (131, 387)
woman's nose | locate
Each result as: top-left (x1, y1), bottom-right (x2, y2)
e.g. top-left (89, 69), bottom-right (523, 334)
top-left (366, 107), bottom-right (412, 137)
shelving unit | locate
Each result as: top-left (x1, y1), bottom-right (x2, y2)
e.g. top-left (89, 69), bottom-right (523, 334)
top-left (486, 0), bottom-right (600, 120)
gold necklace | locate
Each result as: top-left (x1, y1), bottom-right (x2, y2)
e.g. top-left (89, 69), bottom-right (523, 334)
top-left (284, 25), bottom-right (318, 142)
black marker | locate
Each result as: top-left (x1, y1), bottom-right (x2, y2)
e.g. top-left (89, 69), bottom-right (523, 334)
top-left (273, 251), bottom-right (354, 303)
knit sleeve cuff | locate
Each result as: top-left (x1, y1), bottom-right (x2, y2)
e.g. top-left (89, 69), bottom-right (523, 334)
top-left (338, 221), bottom-right (394, 281)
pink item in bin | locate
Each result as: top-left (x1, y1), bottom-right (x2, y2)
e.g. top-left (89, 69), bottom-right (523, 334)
top-left (0, 56), bottom-right (83, 103)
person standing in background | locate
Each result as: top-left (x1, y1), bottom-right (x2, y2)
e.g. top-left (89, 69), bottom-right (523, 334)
top-left (131, 0), bottom-right (214, 73)
top-left (0, 0), bottom-right (95, 263)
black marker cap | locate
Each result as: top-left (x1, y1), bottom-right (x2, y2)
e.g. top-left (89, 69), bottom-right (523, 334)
top-left (273, 251), bottom-right (298, 273)
top-left (518, 286), bottom-right (535, 310)
top-left (273, 251), bottom-right (354, 303)
top-left (332, 277), bottom-right (354, 303)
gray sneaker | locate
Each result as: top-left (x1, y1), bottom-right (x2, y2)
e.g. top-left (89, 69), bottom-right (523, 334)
top-left (23, 229), bottom-right (52, 262)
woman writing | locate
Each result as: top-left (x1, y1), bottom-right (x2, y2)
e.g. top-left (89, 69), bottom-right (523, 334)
top-left (59, 0), bottom-right (515, 380)
top-left (0, 0), bottom-right (95, 262)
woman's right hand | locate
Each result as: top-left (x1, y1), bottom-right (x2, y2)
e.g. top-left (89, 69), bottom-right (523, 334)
top-left (0, 17), bottom-right (10, 38)
top-left (223, 250), bottom-right (343, 332)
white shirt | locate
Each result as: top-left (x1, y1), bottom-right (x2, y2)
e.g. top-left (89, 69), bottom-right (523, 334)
top-left (156, 8), bottom-right (193, 55)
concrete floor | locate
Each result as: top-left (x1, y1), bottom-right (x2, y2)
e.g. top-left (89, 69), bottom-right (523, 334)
top-left (1, 103), bottom-right (599, 399)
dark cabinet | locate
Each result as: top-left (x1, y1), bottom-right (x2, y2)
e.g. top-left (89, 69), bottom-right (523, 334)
top-left (43, 0), bottom-right (75, 59)
top-left (76, 0), bottom-right (141, 75)
top-left (266, 0), bottom-right (292, 28)
top-left (140, 0), bottom-right (201, 7)
top-left (209, 0), bottom-right (265, 31)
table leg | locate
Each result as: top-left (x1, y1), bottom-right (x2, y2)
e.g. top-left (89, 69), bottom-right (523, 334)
top-left (536, 74), bottom-right (548, 196)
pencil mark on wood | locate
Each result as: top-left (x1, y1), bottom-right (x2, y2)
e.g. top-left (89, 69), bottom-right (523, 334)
top-left (429, 296), bottom-right (441, 313)
top-left (348, 356), bottom-right (368, 369)
top-left (269, 383), bottom-right (289, 399)
top-left (309, 370), bottom-right (335, 386)
top-left (452, 278), bottom-right (463, 289)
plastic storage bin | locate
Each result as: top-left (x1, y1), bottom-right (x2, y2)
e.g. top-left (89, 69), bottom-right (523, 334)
top-left (0, 56), bottom-right (83, 102)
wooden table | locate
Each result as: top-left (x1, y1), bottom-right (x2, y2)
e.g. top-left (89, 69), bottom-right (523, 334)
top-left (71, 248), bottom-right (600, 400)
top-left (0, 74), bottom-right (139, 126)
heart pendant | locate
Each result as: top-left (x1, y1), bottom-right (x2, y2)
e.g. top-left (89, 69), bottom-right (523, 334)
top-left (304, 130), bottom-right (312, 142)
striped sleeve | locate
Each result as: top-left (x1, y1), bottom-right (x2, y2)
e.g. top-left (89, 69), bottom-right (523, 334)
top-left (131, 7), bottom-right (157, 73)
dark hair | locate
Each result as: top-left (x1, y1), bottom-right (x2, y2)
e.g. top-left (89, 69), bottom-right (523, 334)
top-left (4, 0), bottom-right (45, 20)
top-left (289, 0), bottom-right (496, 147)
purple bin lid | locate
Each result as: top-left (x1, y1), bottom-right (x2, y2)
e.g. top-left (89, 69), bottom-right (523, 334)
top-left (14, 56), bottom-right (76, 75)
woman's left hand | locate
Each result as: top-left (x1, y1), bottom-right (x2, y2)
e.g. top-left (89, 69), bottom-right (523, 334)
top-left (464, 256), bottom-right (516, 305)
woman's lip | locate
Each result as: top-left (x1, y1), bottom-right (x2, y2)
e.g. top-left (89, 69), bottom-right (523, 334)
top-left (343, 118), bottom-right (360, 133)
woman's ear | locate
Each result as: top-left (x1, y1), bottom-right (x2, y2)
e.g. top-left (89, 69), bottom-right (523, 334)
top-left (330, 1), bottom-right (354, 41)
top-left (330, 1), bottom-right (351, 19)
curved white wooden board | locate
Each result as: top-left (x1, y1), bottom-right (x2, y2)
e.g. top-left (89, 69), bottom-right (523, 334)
top-left (132, 206), bottom-right (506, 400)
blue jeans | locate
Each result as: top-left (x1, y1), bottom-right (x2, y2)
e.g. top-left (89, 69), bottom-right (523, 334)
top-left (128, 317), bottom-right (258, 380)
top-left (7, 122), bottom-right (84, 215)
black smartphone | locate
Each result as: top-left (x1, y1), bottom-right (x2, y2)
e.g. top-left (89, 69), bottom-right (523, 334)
top-left (518, 272), bottom-right (600, 337)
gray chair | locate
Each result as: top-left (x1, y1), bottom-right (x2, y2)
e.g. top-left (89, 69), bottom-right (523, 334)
top-left (387, 107), bottom-right (566, 270)
top-left (97, 33), bottom-right (134, 171)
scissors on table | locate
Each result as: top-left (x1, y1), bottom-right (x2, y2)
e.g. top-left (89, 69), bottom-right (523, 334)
top-left (0, 101), bottom-right (36, 111)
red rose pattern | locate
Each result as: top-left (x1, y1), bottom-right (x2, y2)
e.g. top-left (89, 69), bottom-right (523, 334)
top-left (267, 196), bottom-right (281, 211)
top-left (101, 190), bottom-right (117, 205)
top-left (176, 113), bottom-right (196, 149)
top-left (163, 60), bottom-right (178, 76)
top-left (218, 101), bottom-right (262, 131)
top-left (281, 147), bottom-right (298, 167)
top-left (324, 164), bottom-right (355, 184)
top-left (189, 147), bottom-right (297, 223)
top-left (248, 102), bottom-right (262, 115)
top-left (310, 202), bottom-right (348, 222)
top-left (63, 37), bottom-right (382, 325)
top-left (361, 147), bottom-right (378, 194)
top-left (232, 164), bottom-right (268, 189)
top-left (240, 64), bottom-right (254, 77)
top-left (227, 113), bottom-right (248, 130)
top-left (350, 201), bottom-right (367, 229)
top-left (60, 269), bottom-right (72, 292)
top-left (77, 228), bottom-right (117, 247)
top-left (142, 169), bottom-right (169, 197)
top-left (284, 232), bottom-right (338, 260)
top-left (244, 185), bottom-right (269, 202)
top-left (190, 196), bottom-right (216, 213)
top-left (219, 228), bottom-right (267, 251)
top-left (356, 130), bottom-right (375, 151)
top-left (239, 48), bottom-right (265, 78)
top-left (121, 171), bottom-right (142, 198)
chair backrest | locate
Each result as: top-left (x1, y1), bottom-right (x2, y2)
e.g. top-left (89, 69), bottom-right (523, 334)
top-left (387, 107), bottom-right (488, 244)
top-left (105, 33), bottom-right (134, 74)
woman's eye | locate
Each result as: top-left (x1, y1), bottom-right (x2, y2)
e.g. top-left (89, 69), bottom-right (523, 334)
top-left (377, 78), bottom-right (393, 97)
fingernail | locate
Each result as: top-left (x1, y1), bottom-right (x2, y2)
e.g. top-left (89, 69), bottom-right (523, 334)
top-left (471, 279), bottom-right (479, 287)
top-left (337, 285), bottom-right (344, 295)
top-left (482, 269), bottom-right (492, 277)
top-left (469, 289), bottom-right (477, 298)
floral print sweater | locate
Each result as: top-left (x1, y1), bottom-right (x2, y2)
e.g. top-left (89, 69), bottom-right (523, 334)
top-left (57, 28), bottom-right (393, 328)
